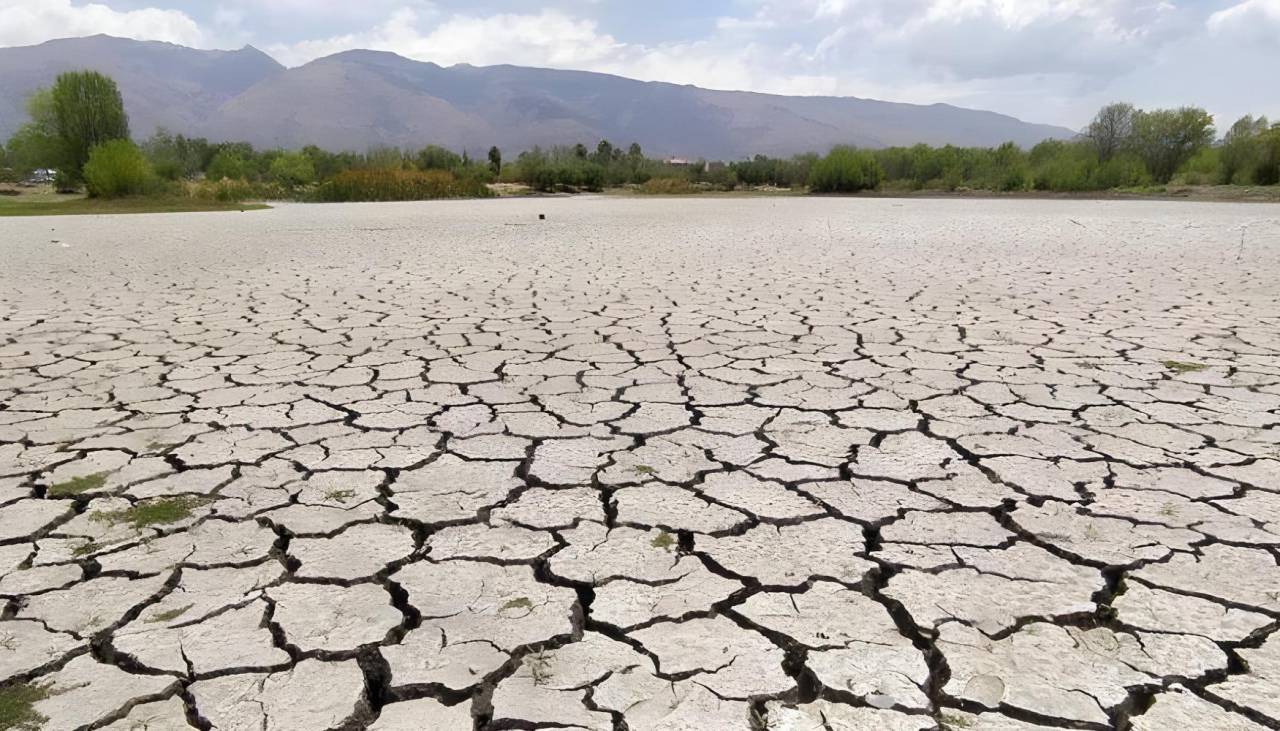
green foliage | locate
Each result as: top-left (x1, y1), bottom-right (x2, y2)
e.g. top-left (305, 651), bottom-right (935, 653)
top-left (313, 169), bottom-right (493, 202)
top-left (640, 177), bottom-right (698, 194)
top-left (47, 472), bottom-right (108, 497)
top-left (205, 150), bottom-right (252, 182)
top-left (808, 146), bottom-right (883, 193)
top-left (48, 71), bottom-right (130, 182)
top-left (731, 154), bottom-right (813, 187)
top-left (268, 151), bottom-right (316, 187)
top-left (1130, 107), bottom-right (1215, 183)
top-left (90, 496), bottom-right (205, 530)
top-left (488, 145), bottom-right (502, 175)
top-left (188, 178), bottom-right (282, 203)
top-left (82, 140), bottom-right (154, 198)
top-left (0, 682), bottom-right (51, 731)
top-left (415, 145), bottom-right (462, 171)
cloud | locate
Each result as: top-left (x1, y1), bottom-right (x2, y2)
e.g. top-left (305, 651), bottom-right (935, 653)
top-left (1208, 0), bottom-right (1280, 42)
top-left (0, 0), bottom-right (203, 48)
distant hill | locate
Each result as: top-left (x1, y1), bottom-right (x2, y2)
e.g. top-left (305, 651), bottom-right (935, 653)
top-left (0, 35), bottom-right (1077, 158)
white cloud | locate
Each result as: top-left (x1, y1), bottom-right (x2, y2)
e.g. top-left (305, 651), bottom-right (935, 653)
top-left (0, 0), bottom-right (203, 47)
top-left (1208, 0), bottom-right (1280, 41)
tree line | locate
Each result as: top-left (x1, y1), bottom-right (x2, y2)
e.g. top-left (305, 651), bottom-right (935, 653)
top-left (2, 71), bottom-right (1277, 199)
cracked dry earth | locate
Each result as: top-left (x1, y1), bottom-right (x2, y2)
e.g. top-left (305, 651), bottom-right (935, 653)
top-left (0, 197), bottom-right (1278, 731)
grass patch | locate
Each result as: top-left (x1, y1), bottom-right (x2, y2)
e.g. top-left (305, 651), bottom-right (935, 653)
top-left (71, 540), bottom-right (102, 557)
top-left (0, 682), bottom-right (51, 731)
top-left (1163, 360), bottom-right (1208, 374)
top-left (90, 496), bottom-right (205, 530)
top-left (501, 597), bottom-right (534, 612)
top-left (323, 489), bottom-right (357, 504)
top-left (631, 465), bottom-right (657, 476)
top-left (147, 603), bottom-right (194, 623)
top-left (47, 472), bottom-right (109, 497)
top-left (650, 531), bottom-right (677, 552)
top-left (0, 196), bottom-right (268, 217)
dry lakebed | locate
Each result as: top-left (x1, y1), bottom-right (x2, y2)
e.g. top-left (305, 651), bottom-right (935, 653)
top-left (1, 197), bottom-right (1278, 730)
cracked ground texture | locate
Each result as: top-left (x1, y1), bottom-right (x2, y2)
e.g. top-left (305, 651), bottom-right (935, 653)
top-left (0, 197), bottom-right (1278, 731)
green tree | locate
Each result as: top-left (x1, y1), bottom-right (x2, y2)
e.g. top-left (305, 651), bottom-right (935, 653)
top-left (1130, 107), bottom-right (1215, 183)
top-left (415, 145), bottom-right (462, 171)
top-left (1220, 115), bottom-right (1270, 185)
top-left (82, 139), bottom-right (153, 198)
top-left (488, 146), bottom-right (502, 175)
top-left (808, 146), bottom-right (882, 193)
top-left (269, 151), bottom-right (316, 187)
top-left (205, 150), bottom-right (251, 181)
top-left (48, 71), bottom-right (130, 182)
top-left (1086, 103), bottom-right (1136, 162)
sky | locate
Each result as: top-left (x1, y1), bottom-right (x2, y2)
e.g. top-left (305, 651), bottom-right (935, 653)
top-left (2, 0), bottom-right (1278, 131)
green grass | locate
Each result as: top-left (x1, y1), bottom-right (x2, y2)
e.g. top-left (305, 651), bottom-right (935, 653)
top-left (501, 597), bottom-right (534, 612)
top-left (47, 472), bottom-right (109, 498)
top-left (90, 496), bottom-right (206, 530)
top-left (0, 196), bottom-right (268, 217)
top-left (650, 531), bottom-right (677, 552)
top-left (1163, 360), bottom-right (1208, 374)
top-left (0, 682), bottom-right (51, 731)
top-left (147, 603), bottom-right (194, 623)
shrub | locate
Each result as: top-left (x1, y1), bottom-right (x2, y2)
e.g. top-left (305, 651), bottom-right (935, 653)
top-left (187, 178), bottom-right (277, 202)
top-left (312, 169), bottom-right (493, 202)
top-left (82, 140), bottom-right (153, 198)
top-left (808, 146), bottom-right (882, 193)
top-left (640, 177), bottom-right (697, 194)
top-left (205, 150), bottom-right (251, 182)
top-left (268, 152), bottom-right (315, 187)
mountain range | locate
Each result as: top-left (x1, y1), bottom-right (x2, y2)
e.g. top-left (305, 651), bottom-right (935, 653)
top-left (0, 35), bottom-right (1077, 159)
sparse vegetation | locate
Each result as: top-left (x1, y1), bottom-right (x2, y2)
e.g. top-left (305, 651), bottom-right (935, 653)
top-left (0, 681), bottom-right (51, 731)
top-left (46, 472), bottom-right (109, 497)
top-left (808, 146), bottom-right (883, 193)
top-left (651, 531), bottom-right (677, 551)
top-left (147, 603), bottom-right (194, 623)
top-left (1163, 360), bottom-right (1208, 374)
top-left (90, 496), bottom-right (205, 530)
top-left (312, 169), bottom-right (493, 202)
top-left (501, 597), bottom-right (534, 612)
top-left (323, 488), bottom-right (357, 504)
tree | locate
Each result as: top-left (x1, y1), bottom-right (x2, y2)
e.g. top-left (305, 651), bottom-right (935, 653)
top-left (415, 145), bottom-right (462, 171)
top-left (1086, 103), bottom-right (1136, 162)
top-left (488, 146), bottom-right (502, 175)
top-left (1220, 115), bottom-right (1270, 185)
top-left (627, 143), bottom-right (643, 160)
top-left (269, 151), bottom-right (316, 187)
top-left (808, 146), bottom-right (882, 193)
top-left (206, 150), bottom-right (251, 181)
top-left (48, 71), bottom-right (130, 182)
top-left (1130, 107), bottom-right (1215, 183)
top-left (594, 139), bottom-right (615, 164)
top-left (82, 139), bottom-right (152, 198)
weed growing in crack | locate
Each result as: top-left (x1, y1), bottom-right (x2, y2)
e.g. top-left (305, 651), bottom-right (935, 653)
top-left (90, 496), bottom-right (206, 531)
top-left (0, 682), bottom-right (51, 730)
top-left (631, 465), bottom-right (657, 476)
top-left (528, 649), bottom-right (553, 686)
top-left (46, 472), bottom-right (109, 498)
top-left (71, 540), bottom-right (101, 557)
top-left (939, 712), bottom-right (974, 729)
top-left (323, 488), bottom-right (357, 504)
top-left (147, 603), bottom-right (194, 623)
top-left (650, 531), bottom-right (676, 552)
top-left (1159, 503), bottom-right (1179, 518)
top-left (1162, 360), bottom-right (1207, 374)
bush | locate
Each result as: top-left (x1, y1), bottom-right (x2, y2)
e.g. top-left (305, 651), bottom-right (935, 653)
top-left (312, 169), bottom-right (493, 202)
top-left (808, 146), bottom-right (882, 193)
top-left (82, 140), bottom-right (154, 198)
top-left (269, 152), bottom-right (315, 187)
top-left (206, 151), bottom-right (252, 182)
top-left (187, 178), bottom-right (282, 202)
top-left (639, 177), bottom-right (698, 194)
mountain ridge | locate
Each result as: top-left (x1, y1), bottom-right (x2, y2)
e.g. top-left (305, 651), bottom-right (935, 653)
top-left (0, 35), bottom-right (1077, 159)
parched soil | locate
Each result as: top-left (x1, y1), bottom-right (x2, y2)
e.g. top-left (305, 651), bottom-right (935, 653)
top-left (1, 197), bottom-right (1278, 730)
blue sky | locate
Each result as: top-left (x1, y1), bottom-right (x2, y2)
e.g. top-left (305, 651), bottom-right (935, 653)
top-left (3, 0), bottom-right (1278, 131)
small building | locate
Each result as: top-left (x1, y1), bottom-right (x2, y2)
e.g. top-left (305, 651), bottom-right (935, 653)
top-left (28, 168), bottom-right (58, 184)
